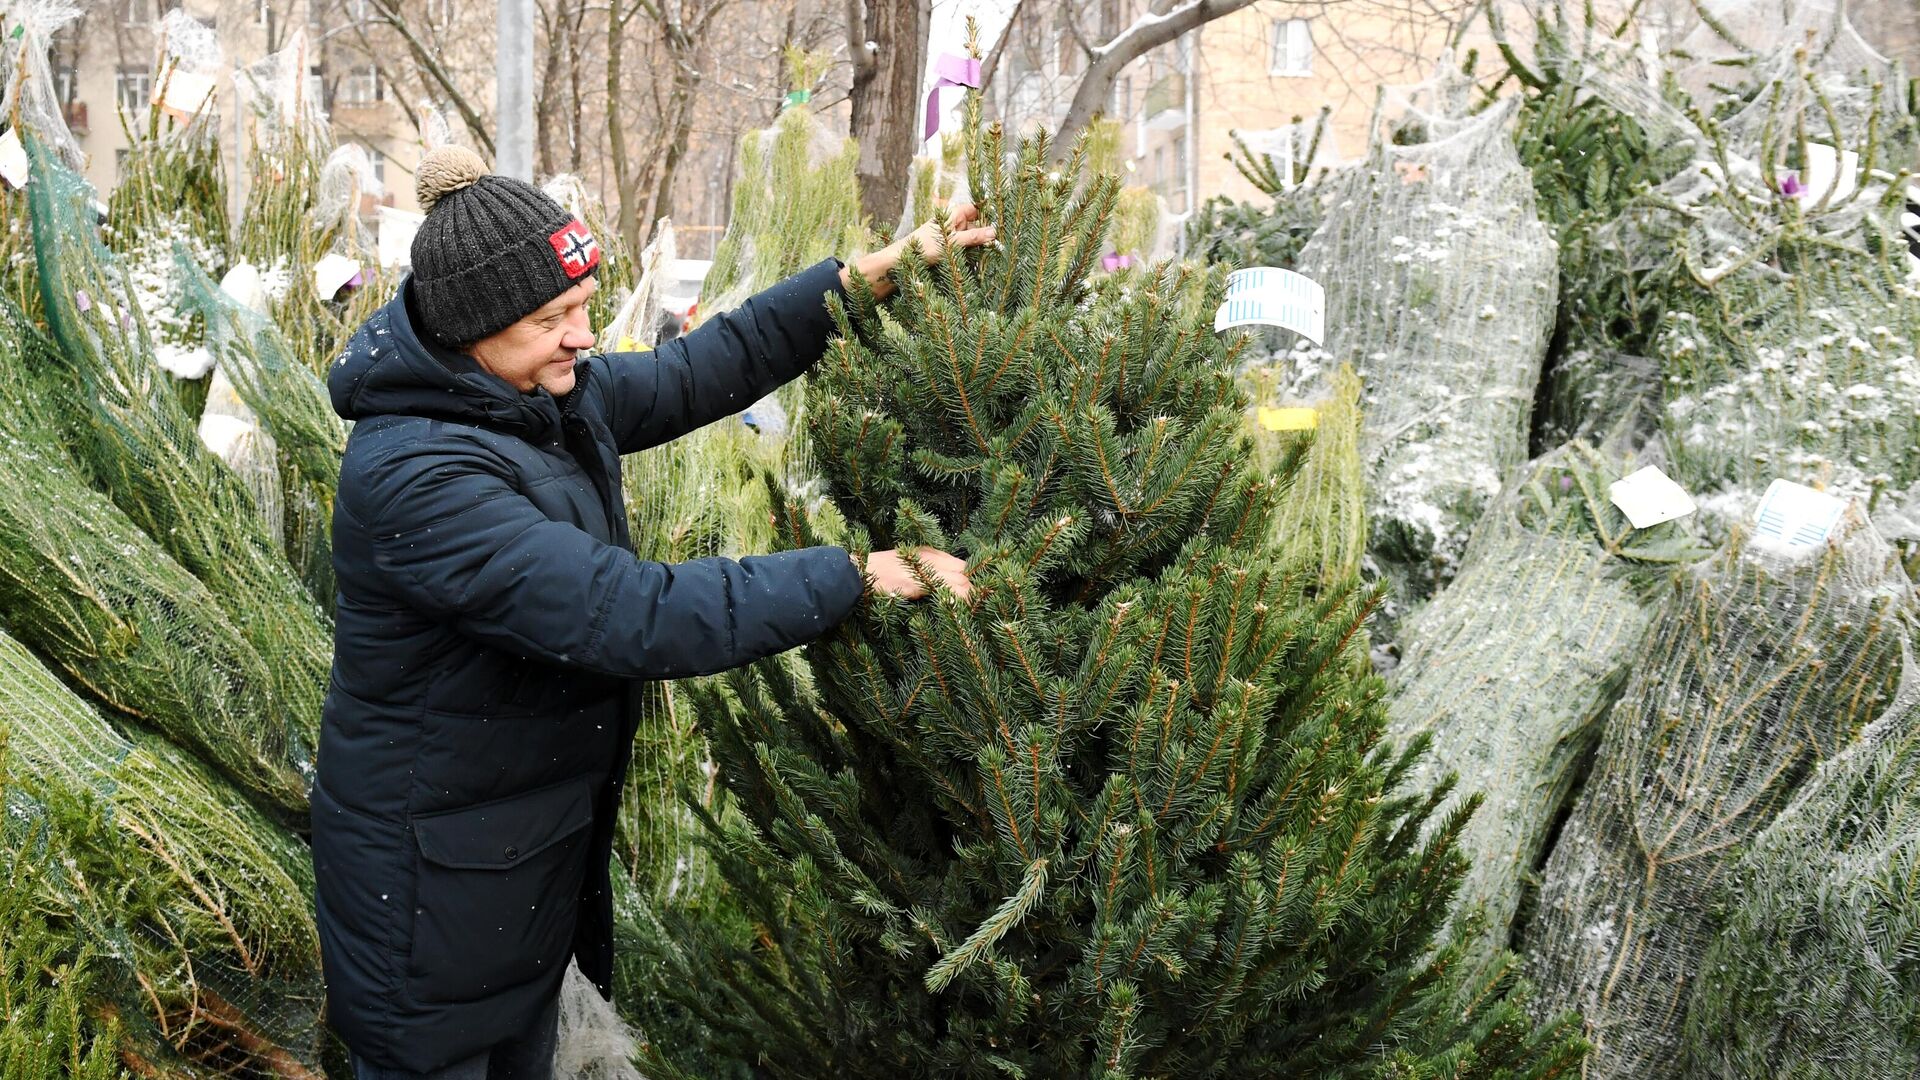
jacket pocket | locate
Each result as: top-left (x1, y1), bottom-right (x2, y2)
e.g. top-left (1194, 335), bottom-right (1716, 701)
top-left (405, 777), bottom-right (594, 1003)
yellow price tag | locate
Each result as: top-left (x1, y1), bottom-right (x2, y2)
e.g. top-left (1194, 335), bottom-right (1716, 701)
top-left (1257, 406), bottom-right (1317, 431)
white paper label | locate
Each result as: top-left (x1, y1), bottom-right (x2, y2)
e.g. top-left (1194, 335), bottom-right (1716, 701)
top-left (377, 206), bottom-right (425, 269)
top-left (1608, 465), bottom-right (1697, 529)
top-left (0, 128), bottom-right (29, 189)
top-left (312, 253), bottom-right (361, 301)
top-left (1213, 266), bottom-right (1325, 344)
top-left (154, 70), bottom-right (218, 121)
top-left (1799, 142), bottom-right (1859, 204)
top-left (1752, 478), bottom-right (1848, 552)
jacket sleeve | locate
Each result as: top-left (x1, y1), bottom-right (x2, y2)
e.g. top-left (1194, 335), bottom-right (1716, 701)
top-left (597, 257), bottom-right (848, 455)
top-left (348, 439), bottom-right (865, 679)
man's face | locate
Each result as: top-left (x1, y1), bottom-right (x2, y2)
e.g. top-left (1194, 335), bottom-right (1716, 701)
top-left (468, 276), bottom-right (599, 397)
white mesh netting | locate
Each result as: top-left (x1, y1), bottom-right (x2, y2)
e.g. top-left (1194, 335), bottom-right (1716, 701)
top-left (1679, 656), bottom-right (1920, 1077)
top-left (1523, 506), bottom-right (1917, 1077)
top-left (1387, 441), bottom-right (1703, 972)
top-left (1289, 84), bottom-right (1557, 604)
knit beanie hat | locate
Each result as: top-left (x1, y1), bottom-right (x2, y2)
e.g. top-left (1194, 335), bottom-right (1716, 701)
top-left (408, 145), bottom-right (601, 347)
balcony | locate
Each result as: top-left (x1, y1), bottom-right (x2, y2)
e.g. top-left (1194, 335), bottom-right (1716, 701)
top-left (63, 100), bottom-right (88, 136)
top-left (1143, 73), bottom-right (1186, 130)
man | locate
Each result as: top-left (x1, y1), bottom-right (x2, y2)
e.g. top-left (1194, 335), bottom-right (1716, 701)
top-left (317, 144), bottom-right (990, 1079)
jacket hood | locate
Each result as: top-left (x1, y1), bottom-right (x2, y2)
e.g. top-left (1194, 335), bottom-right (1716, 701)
top-left (328, 278), bottom-right (586, 443)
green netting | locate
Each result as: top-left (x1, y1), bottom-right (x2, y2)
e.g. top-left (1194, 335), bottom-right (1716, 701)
top-left (1387, 442), bottom-right (1704, 974)
top-left (1499, 6), bottom-right (1701, 449)
top-left (176, 248), bottom-right (348, 614)
top-left (0, 299), bottom-right (309, 818)
top-left (0, 728), bottom-right (129, 1080)
top-left (0, 630), bottom-right (324, 1075)
top-left (1680, 665), bottom-right (1920, 1077)
top-left (1292, 88), bottom-right (1557, 605)
top-left (1514, 7), bottom-right (1920, 543)
top-left (1524, 508), bottom-right (1916, 1077)
top-left (22, 136), bottom-right (327, 807)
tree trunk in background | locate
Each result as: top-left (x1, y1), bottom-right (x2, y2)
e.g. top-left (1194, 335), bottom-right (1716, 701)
top-left (644, 41), bottom-right (700, 249)
top-left (606, 2), bottom-right (644, 257)
top-left (848, 0), bottom-right (930, 232)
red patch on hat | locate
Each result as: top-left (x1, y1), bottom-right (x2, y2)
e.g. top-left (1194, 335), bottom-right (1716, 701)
top-left (548, 219), bottom-right (600, 278)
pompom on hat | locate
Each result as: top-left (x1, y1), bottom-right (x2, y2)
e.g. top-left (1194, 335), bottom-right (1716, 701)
top-left (408, 145), bottom-right (601, 347)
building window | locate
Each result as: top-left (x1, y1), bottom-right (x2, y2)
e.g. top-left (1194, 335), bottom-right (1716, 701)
top-left (116, 68), bottom-right (153, 114)
top-left (345, 0), bottom-right (371, 19)
top-left (306, 65), bottom-right (325, 111)
top-left (53, 63), bottom-right (75, 103)
top-left (256, 0), bottom-right (271, 25)
top-left (1271, 19), bottom-right (1313, 77)
top-left (339, 65), bottom-right (379, 106)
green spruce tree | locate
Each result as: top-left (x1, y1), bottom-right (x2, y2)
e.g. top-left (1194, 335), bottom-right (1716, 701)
top-left (636, 96), bottom-right (1585, 1078)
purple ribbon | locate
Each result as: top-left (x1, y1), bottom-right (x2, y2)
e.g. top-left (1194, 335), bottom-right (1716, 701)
top-left (924, 54), bottom-right (982, 141)
top-left (1101, 253), bottom-right (1134, 271)
top-left (1779, 173), bottom-right (1805, 199)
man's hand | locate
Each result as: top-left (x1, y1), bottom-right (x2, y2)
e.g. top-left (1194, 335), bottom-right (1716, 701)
top-left (840, 203), bottom-right (997, 301)
top-left (860, 547), bottom-right (972, 602)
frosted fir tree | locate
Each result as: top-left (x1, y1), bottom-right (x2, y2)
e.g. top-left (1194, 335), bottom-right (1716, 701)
top-left (635, 95), bottom-right (1585, 1079)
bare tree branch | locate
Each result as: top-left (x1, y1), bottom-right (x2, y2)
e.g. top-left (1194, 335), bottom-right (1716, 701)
top-left (364, 0), bottom-right (495, 155)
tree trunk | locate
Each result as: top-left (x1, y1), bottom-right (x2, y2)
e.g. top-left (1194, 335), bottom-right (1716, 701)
top-left (847, 0), bottom-right (931, 231)
top-left (644, 32), bottom-right (700, 248)
top-left (606, 3), bottom-right (643, 256)
top-left (535, 4), bottom-right (564, 177)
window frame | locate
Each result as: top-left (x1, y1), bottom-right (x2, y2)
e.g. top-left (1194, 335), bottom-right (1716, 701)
top-left (115, 67), bottom-right (154, 115)
top-left (1270, 18), bottom-right (1313, 78)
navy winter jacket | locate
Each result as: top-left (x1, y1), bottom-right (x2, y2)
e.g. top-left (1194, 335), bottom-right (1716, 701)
top-left (314, 257), bottom-right (864, 1071)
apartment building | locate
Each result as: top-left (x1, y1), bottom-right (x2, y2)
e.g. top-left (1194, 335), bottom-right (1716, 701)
top-left (47, 0), bottom-right (470, 225)
top-left (985, 0), bottom-right (1482, 243)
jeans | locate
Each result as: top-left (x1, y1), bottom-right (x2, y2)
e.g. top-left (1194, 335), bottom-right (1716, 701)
top-left (351, 992), bottom-right (561, 1080)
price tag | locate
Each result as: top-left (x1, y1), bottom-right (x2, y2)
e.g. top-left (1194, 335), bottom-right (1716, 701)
top-left (0, 128), bottom-right (29, 188)
top-left (1752, 478), bottom-right (1848, 553)
top-left (1257, 406), bottom-right (1317, 431)
top-left (1607, 465), bottom-right (1696, 529)
top-left (1213, 266), bottom-right (1325, 344)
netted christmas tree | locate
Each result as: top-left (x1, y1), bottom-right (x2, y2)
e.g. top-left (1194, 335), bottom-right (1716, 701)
top-left (633, 96), bottom-right (1585, 1079)
top-left (22, 135), bottom-right (329, 811)
top-left (1680, 670), bottom-right (1920, 1077)
top-left (1385, 441), bottom-right (1703, 974)
top-left (0, 630), bottom-right (326, 1076)
top-left (176, 250), bottom-right (348, 614)
top-left (0, 298), bottom-right (311, 819)
top-left (1290, 75), bottom-right (1557, 607)
top-left (1523, 507), bottom-right (1916, 1078)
